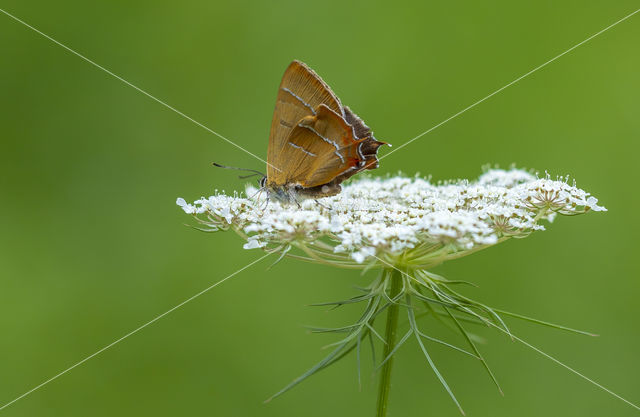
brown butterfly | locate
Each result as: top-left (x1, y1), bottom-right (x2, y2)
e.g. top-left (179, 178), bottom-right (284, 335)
top-left (258, 60), bottom-right (388, 203)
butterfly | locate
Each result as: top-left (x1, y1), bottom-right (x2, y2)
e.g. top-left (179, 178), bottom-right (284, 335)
top-left (259, 60), bottom-right (388, 203)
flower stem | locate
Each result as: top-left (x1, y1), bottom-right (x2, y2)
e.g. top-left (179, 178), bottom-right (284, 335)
top-left (376, 268), bottom-right (403, 417)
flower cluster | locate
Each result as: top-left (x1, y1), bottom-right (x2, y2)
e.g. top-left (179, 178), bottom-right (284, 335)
top-left (177, 168), bottom-right (604, 268)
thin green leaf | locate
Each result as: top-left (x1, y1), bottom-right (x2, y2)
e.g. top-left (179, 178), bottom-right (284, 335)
top-left (492, 308), bottom-right (597, 336)
top-left (323, 296), bottom-right (381, 349)
top-left (306, 324), bottom-right (359, 334)
top-left (265, 341), bottom-right (350, 402)
top-left (411, 288), bottom-right (458, 308)
top-left (415, 330), bottom-right (478, 359)
top-left (376, 329), bottom-right (413, 370)
top-left (429, 286), bottom-right (490, 327)
top-left (267, 244), bottom-right (291, 269)
top-left (309, 293), bottom-right (376, 307)
top-left (419, 270), bottom-right (478, 287)
top-left (406, 295), bottom-right (465, 415)
top-left (438, 282), bottom-right (512, 337)
top-left (366, 322), bottom-right (387, 345)
top-left (444, 306), bottom-right (503, 395)
top-left (368, 329), bottom-right (376, 368)
top-left (319, 328), bottom-right (371, 371)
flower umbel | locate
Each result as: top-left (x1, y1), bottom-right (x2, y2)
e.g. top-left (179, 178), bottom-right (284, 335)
top-left (178, 168), bottom-right (604, 269)
top-left (177, 168), bottom-right (607, 413)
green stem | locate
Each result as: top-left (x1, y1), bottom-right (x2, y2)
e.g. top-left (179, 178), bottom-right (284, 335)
top-left (376, 268), bottom-right (403, 417)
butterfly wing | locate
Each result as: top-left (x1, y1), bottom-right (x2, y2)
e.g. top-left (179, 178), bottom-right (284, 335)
top-left (277, 104), bottom-right (385, 188)
top-left (267, 61), bottom-right (344, 183)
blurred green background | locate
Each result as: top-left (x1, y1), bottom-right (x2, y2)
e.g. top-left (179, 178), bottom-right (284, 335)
top-left (1, 1), bottom-right (639, 416)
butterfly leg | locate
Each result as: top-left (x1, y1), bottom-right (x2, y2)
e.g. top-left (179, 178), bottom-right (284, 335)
top-left (314, 199), bottom-right (332, 211)
top-left (260, 190), bottom-right (271, 213)
top-left (285, 187), bottom-right (302, 209)
top-left (250, 187), bottom-right (269, 214)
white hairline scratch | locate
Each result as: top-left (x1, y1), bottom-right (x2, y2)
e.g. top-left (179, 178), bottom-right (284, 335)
top-left (0, 7), bottom-right (282, 173)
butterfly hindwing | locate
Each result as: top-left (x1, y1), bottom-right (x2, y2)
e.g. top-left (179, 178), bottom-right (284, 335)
top-left (280, 104), bottom-right (361, 187)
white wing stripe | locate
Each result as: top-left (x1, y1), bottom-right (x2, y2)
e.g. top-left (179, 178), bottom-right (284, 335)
top-left (288, 142), bottom-right (317, 157)
top-left (281, 88), bottom-right (316, 115)
top-left (298, 124), bottom-right (345, 163)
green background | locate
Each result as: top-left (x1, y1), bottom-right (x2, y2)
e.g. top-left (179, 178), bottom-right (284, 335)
top-left (1, 1), bottom-right (638, 416)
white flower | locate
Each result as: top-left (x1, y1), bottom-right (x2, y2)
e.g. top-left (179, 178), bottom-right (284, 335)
top-left (243, 238), bottom-right (266, 250)
top-left (477, 168), bottom-right (536, 187)
top-left (176, 197), bottom-right (205, 214)
top-left (177, 168), bottom-right (605, 268)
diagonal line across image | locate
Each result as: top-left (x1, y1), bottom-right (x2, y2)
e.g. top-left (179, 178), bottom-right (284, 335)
top-left (379, 7), bottom-right (640, 162)
top-left (1, 4), bottom-right (639, 414)
top-left (0, 253), bottom-right (272, 412)
top-left (0, 7), bottom-right (281, 173)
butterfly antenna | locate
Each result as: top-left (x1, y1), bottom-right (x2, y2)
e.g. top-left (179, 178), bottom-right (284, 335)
top-left (212, 162), bottom-right (266, 179)
top-left (238, 173), bottom-right (262, 180)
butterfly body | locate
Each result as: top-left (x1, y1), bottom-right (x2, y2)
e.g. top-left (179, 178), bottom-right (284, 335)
top-left (264, 60), bottom-right (387, 203)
